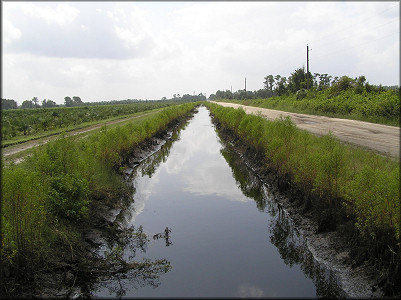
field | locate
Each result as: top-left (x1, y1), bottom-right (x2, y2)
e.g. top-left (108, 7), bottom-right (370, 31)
top-left (1, 100), bottom-right (188, 147)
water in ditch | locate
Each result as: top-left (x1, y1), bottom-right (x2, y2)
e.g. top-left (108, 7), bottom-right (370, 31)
top-left (90, 105), bottom-right (345, 298)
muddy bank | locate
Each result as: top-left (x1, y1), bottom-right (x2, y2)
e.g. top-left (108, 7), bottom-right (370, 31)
top-left (10, 107), bottom-right (198, 299)
top-left (210, 112), bottom-right (387, 298)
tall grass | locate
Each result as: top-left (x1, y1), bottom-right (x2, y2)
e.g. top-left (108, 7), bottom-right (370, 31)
top-left (1, 102), bottom-right (198, 294)
top-left (206, 102), bottom-right (400, 289)
top-left (220, 88), bottom-right (400, 127)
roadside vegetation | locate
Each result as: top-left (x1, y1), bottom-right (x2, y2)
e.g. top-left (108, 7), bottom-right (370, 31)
top-left (0, 102), bottom-right (199, 296)
top-left (1, 99), bottom-right (196, 148)
top-left (205, 102), bottom-right (400, 296)
top-left (209, 68), bottom-right (400, 127)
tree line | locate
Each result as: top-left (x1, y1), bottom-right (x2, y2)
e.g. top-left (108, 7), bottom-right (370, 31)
top-left (2, 93), bottom-right (207, 110)
top-left (209, 67), bottom-right (399, 100)
top-left (1, 96), bottom-right (80, 110)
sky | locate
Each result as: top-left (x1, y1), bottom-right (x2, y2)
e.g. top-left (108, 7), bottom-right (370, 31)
top-left (2, 1), bottom-right (400, 105)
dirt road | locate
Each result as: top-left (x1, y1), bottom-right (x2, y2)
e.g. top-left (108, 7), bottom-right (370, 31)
top-left (212, 101), bottom-right (400, 158)
top-left (1, 113), bottom-right (151, 158)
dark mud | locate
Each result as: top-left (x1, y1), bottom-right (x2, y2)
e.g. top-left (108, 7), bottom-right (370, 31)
top-left (211, 113), bottom-right (387, 298)
top-left (11, 108), bottom-right (198, 299)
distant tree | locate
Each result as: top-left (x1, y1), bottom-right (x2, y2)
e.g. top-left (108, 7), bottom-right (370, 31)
top-left (215, 90), bottom-right (234, 100)
top-left (1, 99), bottom-right (18, 109)
top-left (72, 96), bottom-right (83, 105)
top-left (330, 76), bottom-right (355, 96)
top-left (42, 99), bottom-right (58, 108)
top-left (64, 96), bottom-right (73, 107)
top-left (317, 74), bottom-right (332, 91)
top-left (287, 67), bottom-right (308, 93)
top-left (21, 100), bottom-right (34, 109)
top-left (354, 76), bottom-right (366, 94)
top-left (32, 97), bottom-right (40, 108)
top-left (264, 75), bottom-right (275, 93)
top-left (161, 97), bottom-right (167, 101)
top-left (276, 76), bottom-right (288, 96)
top-left (198, 93), bottom-right (206, 100)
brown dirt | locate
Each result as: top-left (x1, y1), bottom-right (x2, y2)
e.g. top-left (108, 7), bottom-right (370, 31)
top-left (212, 101), bottom-right (400, 158)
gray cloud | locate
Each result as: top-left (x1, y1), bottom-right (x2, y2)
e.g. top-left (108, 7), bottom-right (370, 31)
top-left (4, 2), bottom-right (155, 59)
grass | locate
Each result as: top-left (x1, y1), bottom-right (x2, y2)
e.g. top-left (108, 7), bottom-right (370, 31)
top-left (1, 109), bottom-right (163, 166)
top-left (1, 108), bottom-right (163, 148)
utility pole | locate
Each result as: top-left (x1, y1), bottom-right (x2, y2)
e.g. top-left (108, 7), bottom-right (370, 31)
top-left (245, 77), bottom-right (247, 92)
top-left (306, 44), bottom-right (310, 90)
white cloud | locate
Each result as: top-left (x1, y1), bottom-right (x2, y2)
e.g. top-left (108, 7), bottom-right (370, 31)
top-left (20, 2), bottom-right (80, 26)
top-left (2, 19), bottom-right (22, 45)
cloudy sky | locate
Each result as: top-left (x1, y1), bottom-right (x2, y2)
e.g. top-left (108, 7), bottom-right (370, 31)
top-left (2, 1), bottom-right (399, 105)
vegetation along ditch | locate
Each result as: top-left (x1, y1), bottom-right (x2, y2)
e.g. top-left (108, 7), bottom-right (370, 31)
top-left (205, 102), bottom-right (400, 297)
top-left (1, 99), bottom-right (195, 148)
top-left (0, 102), bottom-right (200, 297)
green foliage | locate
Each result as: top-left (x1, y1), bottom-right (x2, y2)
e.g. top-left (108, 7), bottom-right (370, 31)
top-left (329, 76), bottom-right (355, 97)
top-left (343, 164), bottom-right (400, 240)
top-left (1, 165), bottom-right (48, 270)
top-left (223, 88), bottom-right (400, 126)
top-left (48, 173), bottom-right (90, 220)
top-left (1, 99), bottom-right (18, 109)
top-left (1, 100), bottom-right (191, 142)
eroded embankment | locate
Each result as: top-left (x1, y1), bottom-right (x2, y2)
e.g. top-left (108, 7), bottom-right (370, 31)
top-left (1, 103), bottom-right (200, 298)
top-left (206, 102), bottom-right (400, 298)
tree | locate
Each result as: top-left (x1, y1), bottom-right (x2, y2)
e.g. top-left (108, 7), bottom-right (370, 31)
top-left (42, 99), bottom-right (58, 108)
top-left (354, 76), bottom-right (366, 94)
top-left (21, 100), bottom-right (34, 109)
top-left (276, 76), bottom-right (288, 96)
top-left (16, 117), bottom-right (31, 135)
top-left (287, 67), bottom-right (308, 93)
top-left (263, 75), bottom-right (275, 93)
top-left (64, 96), bottom-right (73, 107)
top-left (317, 74), bottom-right (332, 90)
top-left (72, 96), bottom-right (83, 105)
top-left (32, 97), bottom-right (40, 108)
top-left (329, 76), bottom-right (356, 97)
top-left (1, 99), bottom-right (18, 109)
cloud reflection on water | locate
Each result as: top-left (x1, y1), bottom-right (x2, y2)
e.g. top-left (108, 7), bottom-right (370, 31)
top-left (163, 107), bottom-right (249, 202)
top-left (130, 106), bottom-right (250, 223)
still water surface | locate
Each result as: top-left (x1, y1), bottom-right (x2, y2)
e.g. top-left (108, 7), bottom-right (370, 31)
top-left (92, 106), bottom-right (344, 298)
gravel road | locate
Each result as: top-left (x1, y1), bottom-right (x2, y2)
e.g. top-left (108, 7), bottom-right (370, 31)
top-left (212, 101), bottom-right (400, 158)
